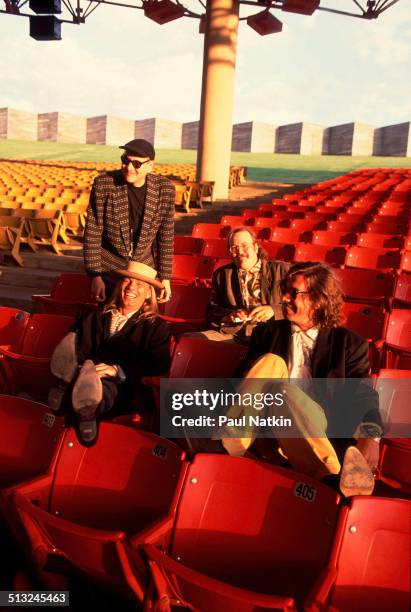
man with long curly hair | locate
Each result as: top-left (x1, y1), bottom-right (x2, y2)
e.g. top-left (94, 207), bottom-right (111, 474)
top-left (48, 262), bottom-right (171, 446)
top-left (222, 261), bottom-right (383, 496)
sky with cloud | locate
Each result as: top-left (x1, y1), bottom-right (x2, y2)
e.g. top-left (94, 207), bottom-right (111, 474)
top-left (0, 1), bottom-right (410, 128)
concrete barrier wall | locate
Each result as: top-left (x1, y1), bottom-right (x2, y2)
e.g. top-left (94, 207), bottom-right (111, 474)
top-left (38, 112), bottom-right (87, 143)
top-left (135, 118), bottom-right (182, 149)
top-left (373, 122), bottom-right (411, 157)
top-left (0, 108), bottom-right (37, 141)
top-left (87, 115), bottom-right (134, 145)
top-left (324, 122), bottom-right (375, 156)
top-left (182, 121), bottom-right (199, 149)
top-left (232, 122), bottom-right (276, 153)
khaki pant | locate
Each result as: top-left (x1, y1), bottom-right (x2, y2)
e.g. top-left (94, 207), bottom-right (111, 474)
top-left (221, 353), bottom-right (341, 480)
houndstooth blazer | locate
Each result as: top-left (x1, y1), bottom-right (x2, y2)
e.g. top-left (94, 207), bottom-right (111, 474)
top-left (84, 171), bottom-right (175, 279)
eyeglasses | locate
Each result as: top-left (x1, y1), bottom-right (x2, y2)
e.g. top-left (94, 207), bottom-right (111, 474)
top-left (121, 154), bottom-right (151, 169)
top-left (229, 242), bottom-right (254, 254)
top-left (283, 287), bottom-right (311, 300)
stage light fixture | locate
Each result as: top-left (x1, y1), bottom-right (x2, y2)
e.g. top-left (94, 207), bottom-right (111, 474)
top-left (143, 0), bottom-right (185, 25)
top-left (281, 0), bottom-right (320, 15)
top-left (247, 10), bottom-right (283, 36)
top-left (29, 15), bottom-right (61, 40)
top-left (29, 0), bottom-right (62, 14)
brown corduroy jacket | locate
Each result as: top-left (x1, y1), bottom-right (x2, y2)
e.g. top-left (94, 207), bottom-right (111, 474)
top-left (84, 171), bottom-right (175, 279)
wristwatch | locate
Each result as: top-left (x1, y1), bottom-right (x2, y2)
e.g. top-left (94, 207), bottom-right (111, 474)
top-left (354, 422), bottom-right (383, 443)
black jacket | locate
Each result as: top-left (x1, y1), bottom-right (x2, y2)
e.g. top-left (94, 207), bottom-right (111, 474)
top-left (206, 259), bottom-right (289, 327)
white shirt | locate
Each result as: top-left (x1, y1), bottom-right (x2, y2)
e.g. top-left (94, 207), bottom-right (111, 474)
top-left (288, 324), bottom-right (319, 379)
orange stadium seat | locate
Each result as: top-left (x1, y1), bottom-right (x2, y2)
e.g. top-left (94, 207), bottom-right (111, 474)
top-left (307, 497), bottom-right (410, 612)
top-left (140, 456), bottom-right (340, 611)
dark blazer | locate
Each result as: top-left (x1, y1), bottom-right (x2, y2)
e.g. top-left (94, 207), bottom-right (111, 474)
top-left (84, 171), bottom-right (175, 279)
top-left (206, 259), bottom-right (289, 327)
top-left (74, 310), bottom-right (171, 403)
top-left (239, 319), bottom-right (382, 453)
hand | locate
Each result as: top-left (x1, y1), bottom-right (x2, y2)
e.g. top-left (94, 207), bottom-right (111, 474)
top-left (249, 305), bottom-right (274, 323)
top-left (95, 363), bottom-right (118, 379)
top-left (91, 276), bottom-right (106, 302)
top-left (158, 279), bottom-right (172, 303)
top-left (221, 309), bottom-right (249, 325)
top-left (356, 438), bottom-right (380, 474)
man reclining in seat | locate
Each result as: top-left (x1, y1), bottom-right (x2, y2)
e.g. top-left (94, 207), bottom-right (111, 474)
top-left (222, 261), bottom-right (383, 497)
top-left (48, 262), bottom-right (171, 446)
top-left (203, 227), bottom-right (289, 343)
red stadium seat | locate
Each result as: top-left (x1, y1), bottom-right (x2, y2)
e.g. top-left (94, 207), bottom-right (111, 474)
top-left (172, 255), bottom-right (216, 283)
top-left (357, 233), bottom-right (405, 249)
top-left (173, 235), bottom-right (204, 255)
top-left (346, 246), bottom-right (402, 271)
top-left (367, 220), bottom-right (409, 236)
top-left (335, 268), bottom-right (396, 306)
top-left (32, 273), bottom-right (97, 316)
top-left (6, 425), bottom-right (186, 600)
top-left (394, 273), bottom-right (411, 305)
top-left (141, 456), bottom-right (340, 611)
top-left (0, 395), bottom-right (65, 488)
top-left (160, 283), bottom-right (211, 335)
top-left (201, 238), bottom-right (230, 259)
top-left (307, 497), bottom-right (410, 612)
top-left (270, 227), bottom-right (312, 244)
top-left (289, 218), bottom-right (327, 231)
top-left (384, 309), bottom-right (411, 368)
top-left (192, 223), bottom-right (229, 239)
top-left (401, 250), bottom-right (411, 273)
top-left (312, 231), bottom-right (357, 247)
top-left (169, 336), bottom-right (247, 378)
top-left (0, 306), bottom-right (29, 350)
top-left (260, 240), bottom-right (295, 262)
top-left (294, 244), bottom-right (347, 267)
top-left (220, 215), bottom-right (249, 228)
top-left (327, 221), bottom-right (367, 233)
top-left (378, 439), bottom-right (411, 494)
top-left (342, 302), bottom-right (388, 370)
top-left (0, 314), bottom-right (74, 400)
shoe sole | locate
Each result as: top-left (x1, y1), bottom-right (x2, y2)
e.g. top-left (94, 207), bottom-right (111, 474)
top-left (340, 446), bottom-right (375, 497)
top-left (50, 332), bottom-right (78, 384)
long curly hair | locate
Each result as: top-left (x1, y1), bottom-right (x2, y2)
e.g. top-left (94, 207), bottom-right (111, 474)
top-left (281, 261), bottom-right (344, 328)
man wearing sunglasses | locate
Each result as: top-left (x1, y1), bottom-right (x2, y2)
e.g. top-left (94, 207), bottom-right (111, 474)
top-left (222, 261), bottom-right (382, 497)
top-left (84, 138), bottom-right (175, 303)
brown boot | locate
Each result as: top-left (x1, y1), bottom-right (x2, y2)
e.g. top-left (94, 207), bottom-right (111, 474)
top-left (71, 360), bottom-right (102, 446)
top-left (339, 445), bottom-right (375, 497)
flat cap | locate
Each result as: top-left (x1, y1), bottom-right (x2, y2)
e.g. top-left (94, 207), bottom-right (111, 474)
top-left (119, 138), bottom-right (155, 159)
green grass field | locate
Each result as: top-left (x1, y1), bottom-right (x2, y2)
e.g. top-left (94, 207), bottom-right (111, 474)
top-left (1, 138), bottom-right (411, 184)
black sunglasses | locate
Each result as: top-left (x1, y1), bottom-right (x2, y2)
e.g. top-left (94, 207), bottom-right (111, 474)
top-left (283, 287), bottom-right (310, 300)
top-left (121, 154), bottom-right (151, 169)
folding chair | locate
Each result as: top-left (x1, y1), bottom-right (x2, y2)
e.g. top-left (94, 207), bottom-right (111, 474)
top-left (32, 273), bottom-right (97, 316)
top-left (6, 425), bottom-right (186, 600)
top-left (0, 395), bottom-right (65, 488)
top-left (174, 183), bottom-right (192, 213)
top-left (0, 216), bottom-right (26, 266)
top-left (306, 497), bottom-right (411, 612)
top-left (346, 246), bottom-right (402, 271)
top-left (139, 456), bottom-right (340, 611)
top-left (171, 255), bottom-right (216, 284)
top-left (0, 314), bottom-right (74, 400)
top-left (335, 268), bottom-right (396, 307)
top-left (173, 235), bottom-right (204, 255)
top-left (294, 244), bottom-right (347, 267)
top-left (383, 309), bottom-right (411, 368)
top-left (25, 210), bottom-right (67, 254)
top-left (160, 284), bottom-right (211, 335)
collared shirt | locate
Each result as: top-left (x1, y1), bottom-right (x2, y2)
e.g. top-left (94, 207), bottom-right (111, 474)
top-left (288, 324), bottom-right (319, 379)
top-left (237, 259), bottom-right (262, 311)
top-left (108, 308), bottom-right (139, 336)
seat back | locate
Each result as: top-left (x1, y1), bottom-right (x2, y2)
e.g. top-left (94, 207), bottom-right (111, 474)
top-left (48, 425), bottom-right (186, 533)
top-left (50, 273), bottom-right (93, 302)
top-left (336, 268), bottom-right (395, 305)
top-left (192, 223), bottom-right (229, 239)
top-left (201, 238), bottom-right (230, 259)
top-left (357, 233), bottom-right (405, 249)
top-left (173, 236), bottom-right (204, 255)
top-left (0, 307), bottom-right (30, 350)
top-left (312, 230), bottom-right (357, 247)
top-left (294, 244), bottom-right (347, 267)
top-left (21, 314), bottom-right (74, 357)
top-left (169, 337), bottom-right (247, 378)
top-left (394, 273), bottom-right (411, 305)
top-left (342, 302), bottom-right (388, 342)
top-left (0, 396), bottom-right (65, 487)
top-left (385, 309), bottom-right (411, 351)
top-left (172, 255), bottom-right (216, 282)
top-left (171, 455), bottom-right (340, 602)
top-left (346, 247), bottom-right (403, 271)
top-left (329, 497), bottom-right (410, 612)
top-left (162, 284), bottom-right (211, 320)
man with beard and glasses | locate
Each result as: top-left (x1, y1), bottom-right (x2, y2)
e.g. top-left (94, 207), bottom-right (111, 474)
top-left (84, 139), bottom-right (175, 304)
top-left (221, 261), bottom-right (383, 497)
